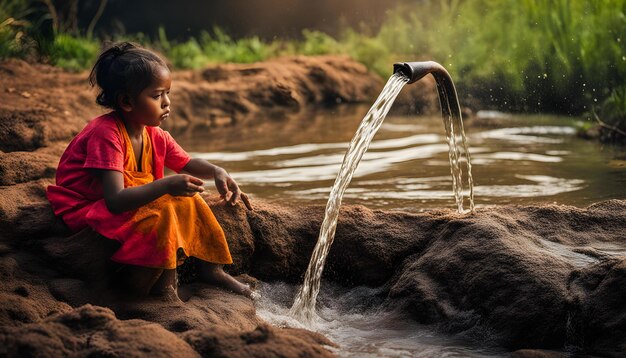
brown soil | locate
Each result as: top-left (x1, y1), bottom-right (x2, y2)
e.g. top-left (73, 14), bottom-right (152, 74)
top-left (1, 58), bottom-right (624, 357)
top-left (0, 56), bottom-right (436, 153)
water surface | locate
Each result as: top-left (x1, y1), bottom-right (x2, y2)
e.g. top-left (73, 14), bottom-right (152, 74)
top-left (177, 106), bottom-right (626, 211)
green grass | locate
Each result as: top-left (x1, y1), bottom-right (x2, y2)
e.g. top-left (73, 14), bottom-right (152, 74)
top-left (44, 33), bottom-right (100, 71)
top-left (597, 85), bottom-right (626, 131)
top-left (0, 0), bottom-right (35, 59)
top-left (325, 0), bottom-right (625, 115)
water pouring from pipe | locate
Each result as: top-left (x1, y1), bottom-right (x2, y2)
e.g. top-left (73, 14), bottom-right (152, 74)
top-left (290, 61), bottom-right (475, 323)
top-left (394, 61), bottom-right (475, 212)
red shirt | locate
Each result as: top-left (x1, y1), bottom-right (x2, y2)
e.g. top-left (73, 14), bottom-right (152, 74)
top-left (47, 111), bottom-right (191, 232)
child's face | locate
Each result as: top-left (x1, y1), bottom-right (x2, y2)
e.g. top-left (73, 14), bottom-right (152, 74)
top-left (124, 66), bottom-right (172, 127)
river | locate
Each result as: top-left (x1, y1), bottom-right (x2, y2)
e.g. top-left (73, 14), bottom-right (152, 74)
top-left (177, 106), bottom-right (626, 211)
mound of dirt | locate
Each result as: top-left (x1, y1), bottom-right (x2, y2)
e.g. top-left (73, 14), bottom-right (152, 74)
top-left (207, 199), bottom-right (626, 355)
top-left (0, 56), bottom-right (437, 150)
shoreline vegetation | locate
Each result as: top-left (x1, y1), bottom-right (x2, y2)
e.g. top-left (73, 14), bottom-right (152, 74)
top-left (2, 0), bottom-right (625, 142)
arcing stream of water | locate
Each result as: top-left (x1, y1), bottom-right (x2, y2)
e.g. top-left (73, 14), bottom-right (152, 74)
top-left (290, 62), bottom-right (475, 322)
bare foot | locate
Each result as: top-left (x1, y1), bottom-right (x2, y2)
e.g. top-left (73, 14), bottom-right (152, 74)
top-left (199, 263), bottom-right (255, 298)
top-left (150, 269), bottom-right (182, 303)
top-left (152, 284), bottom-right (182, 303)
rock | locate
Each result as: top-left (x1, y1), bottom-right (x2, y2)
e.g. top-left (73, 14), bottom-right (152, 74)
top-left (0, 179), bottom-right (56, 239)
top-left (0, 142), bottom-right (65, 185)
top-left (385, 210), bottom-right (574, 348)
top-left (0, 253), bottom-right (72, 327)
top-left (511, 349), bottom-right (565, 358)
top-left (1, 172), bottom-right (625, 356)
top-left (0, 109), bottom-right (49, 152)
top-left (182, 323), bottom-right (336, 357)
top-left (568, 258), bottom-right (626, 357)
top-left (41, 229), bottom-right (120, 283)
top-left (0, 232), bottom-right (329, 356)
top-left (0, 305), bottom-right (200, 357)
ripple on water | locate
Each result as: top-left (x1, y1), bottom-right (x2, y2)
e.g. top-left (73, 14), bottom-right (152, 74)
top-left (477, 126), bottom-right (576, 144)
top-left (286, 175), bottom-right (585, 202)
top-left (183, 113), bottom-right (626, 210)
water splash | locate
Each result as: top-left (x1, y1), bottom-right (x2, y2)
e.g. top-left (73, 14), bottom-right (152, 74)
top-left (290, 66), bottom-right (476, 322)
top-left (261, 281), bottom-right (506, 357)
top-left (289, 73), bottom-right (409, 322)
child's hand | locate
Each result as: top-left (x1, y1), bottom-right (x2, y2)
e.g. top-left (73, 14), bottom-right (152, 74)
top-left (165, 174), bottom-right (205, 197)
top-left (214, 169), bottom-right (242, 206)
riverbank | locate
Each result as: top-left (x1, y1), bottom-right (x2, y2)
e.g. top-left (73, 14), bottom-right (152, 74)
top-left (1, 195), bottom-right (625, 356)
top-left (1, 57), bottom-right (625, 356)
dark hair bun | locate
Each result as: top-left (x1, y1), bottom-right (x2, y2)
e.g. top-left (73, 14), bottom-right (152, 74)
top-left (89, 42), bottom-right (168, 110)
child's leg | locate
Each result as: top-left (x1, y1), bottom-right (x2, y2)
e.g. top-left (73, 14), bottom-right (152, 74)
top-left (199, 262), bottom-right (253, 298)
top-left (150, 269), bottom-right (181, 302)
top-left (118, 265), bottom-right (163, 297)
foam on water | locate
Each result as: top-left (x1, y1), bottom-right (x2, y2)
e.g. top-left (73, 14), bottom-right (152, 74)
top-left (256, 281), bottom-right (506, 358)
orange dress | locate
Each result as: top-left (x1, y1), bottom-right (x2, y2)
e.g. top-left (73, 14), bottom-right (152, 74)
top-left (49, 114), bottom-right (232, 269)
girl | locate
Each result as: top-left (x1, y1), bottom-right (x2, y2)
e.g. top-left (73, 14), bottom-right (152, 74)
top-left (47, 42), bottom-right (253, 301)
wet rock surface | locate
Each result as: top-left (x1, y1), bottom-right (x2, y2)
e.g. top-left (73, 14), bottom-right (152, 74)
top-left (1, 58), bottom-right (624, 356)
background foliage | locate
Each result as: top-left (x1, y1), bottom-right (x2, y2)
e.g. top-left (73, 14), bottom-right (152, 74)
top-left (1, 0), bottom-right (624, 130)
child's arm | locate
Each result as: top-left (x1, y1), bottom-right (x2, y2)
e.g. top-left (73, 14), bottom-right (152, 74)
top-left (181, 158), bottom-right (242, 206)
top-left (97, 169), bottom-right (205, 214)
